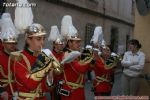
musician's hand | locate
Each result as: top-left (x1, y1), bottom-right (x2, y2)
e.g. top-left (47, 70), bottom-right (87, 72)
top-left (132, 61), bottom-right (138, 65)
top-left (90, 59), bottom-right (96, 67)
top-left (47, 70), bottom-right (54, 87)
top-left (1, 91), bottom-right (8, 100)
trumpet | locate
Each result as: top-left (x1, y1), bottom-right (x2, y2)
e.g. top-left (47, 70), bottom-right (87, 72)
top-left (42, 49), bottom-right (63, 75)
top-left (80, 47), bottom-right (95, 64)
top-left (111, 53), bottom-right (123, 61)
top-left (30, 49), bottom-right (63, 81)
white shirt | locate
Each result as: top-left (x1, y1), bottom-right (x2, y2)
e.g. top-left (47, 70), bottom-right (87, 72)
top-left (121, 51), bottom-right (145, 77)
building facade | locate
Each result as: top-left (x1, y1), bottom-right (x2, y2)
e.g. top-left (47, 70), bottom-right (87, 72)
top-left (134, 9), bottom-right (150, 63)
top-left (134, 8), bottom-right (150, 96)
top-left (4, 0), bottom-right (134, 53)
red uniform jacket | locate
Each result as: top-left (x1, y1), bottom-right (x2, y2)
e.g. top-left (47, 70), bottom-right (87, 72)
top-left (60, 50), bottom-right (92, 100)
top-left (52, 50), bottom-right (64, 62)
top-left (0, 50), bottom-right (14, 99)
top-left (52, 50), bottom-right (64, 84)
top-left (93, 56), bottom-right (114, 94)
top-left (11, 49), bottom-right (50, 100)
top-left (51, 50), bottom-right (64, 100)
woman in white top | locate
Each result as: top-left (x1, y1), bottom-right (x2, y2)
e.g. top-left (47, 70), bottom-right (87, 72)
top-left (121, 39), bottom-right (145, 95)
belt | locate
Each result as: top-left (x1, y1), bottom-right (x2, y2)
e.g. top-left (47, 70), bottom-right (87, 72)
top-left (96, 76), bottom-right (110, 82)
top-left (0, 79), bottom-right (13, 87)
top-left (95, 76), bottom-right (112, 87)
top-left (18, 92), bottom-right (45, 98)
top-left (0, 79), bottom-right (14, 83)
top-left (66, 81), bottom-right (83, 89)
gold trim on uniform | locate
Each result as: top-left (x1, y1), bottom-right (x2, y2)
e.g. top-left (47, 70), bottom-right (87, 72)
top-left (3, 38), bottom-right (17, 43)
top-left (18, 92), bottom-right (45, 98)
top-left (80, 49), bottom-right (94, 65)
top-left (29, 62), bottom-right (52, 81)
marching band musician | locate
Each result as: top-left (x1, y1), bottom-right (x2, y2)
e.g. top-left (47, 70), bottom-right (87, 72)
top-left (0, 13), bottom-right (18, 100)
top-left (8, 0), bottom-right (63, 99)
top-left (91, 26), bottom-right (118, 96)
top-left (94, 46), bottom-right (116, 96)
top-left (48, 25), bottom-right (64, 62)
top-left (10, 23), bottom-right (62, 100)
top-left (48, 25), bottom-right (64, 100)
top-left (58, 15), bottom-right (94, 100)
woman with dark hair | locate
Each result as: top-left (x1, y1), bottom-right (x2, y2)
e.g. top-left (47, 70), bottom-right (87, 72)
top-left (121, 39), bottom-right (145, 96)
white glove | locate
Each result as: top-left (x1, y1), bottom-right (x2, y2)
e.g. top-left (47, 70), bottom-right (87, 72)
top-left (61, 51), bottom-right (81, 64)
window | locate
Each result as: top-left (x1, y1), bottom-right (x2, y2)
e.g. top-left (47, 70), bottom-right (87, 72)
top-left (110, 27), bottom-right (119, 53)
top-left (84, 23), bottom-right (96, 46)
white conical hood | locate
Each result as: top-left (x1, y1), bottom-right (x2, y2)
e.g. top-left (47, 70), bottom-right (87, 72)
top-left (91, 26), bottom-right (103, 45)
top-left (14, 0), bottom-right (33, 34)
top-left (61, 15), bottom-right (72, 37)
top-left (67, 25), bottom-right (78, 38)
top-left (48, 25), bottom-right (60, 41)
top-left (1, 13), bottom-right (18, 43)
top-left (48, 25), bottom-right (62, 43)
top-left (61, 15), bottom-right (80, 40)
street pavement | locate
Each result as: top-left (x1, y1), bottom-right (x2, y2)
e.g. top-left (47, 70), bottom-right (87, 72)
top-left (85, 70), bottom-right (123, 100)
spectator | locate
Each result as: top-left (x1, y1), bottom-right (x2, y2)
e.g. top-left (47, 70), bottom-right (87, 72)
top-left (121, 39), bottom-right (145, 95)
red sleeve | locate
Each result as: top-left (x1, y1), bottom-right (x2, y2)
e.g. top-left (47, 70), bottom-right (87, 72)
top-left (41, 78), bottom-right (49, 92)
top-left (95, 58), bottom-right (105, 70)
top-left (12, 61), bottom-right (41, 91)
top-left (71, 61), bottom-right (90, 74)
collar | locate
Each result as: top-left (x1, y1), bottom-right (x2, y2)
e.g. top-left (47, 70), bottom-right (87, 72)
top-left (3, 49), bottom-right (10, 56)
top-left (24, 46), bottom-right (34, 56)
top-left (65, 48), bottom-right (72, 53)
top-left (129, 51), bottom-right (140, 56)
top-left (53, 49), bottom-right (63, 54)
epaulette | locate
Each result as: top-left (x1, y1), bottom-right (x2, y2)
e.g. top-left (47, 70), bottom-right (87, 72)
top-left (10, 51), bottom-right (23, 61)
